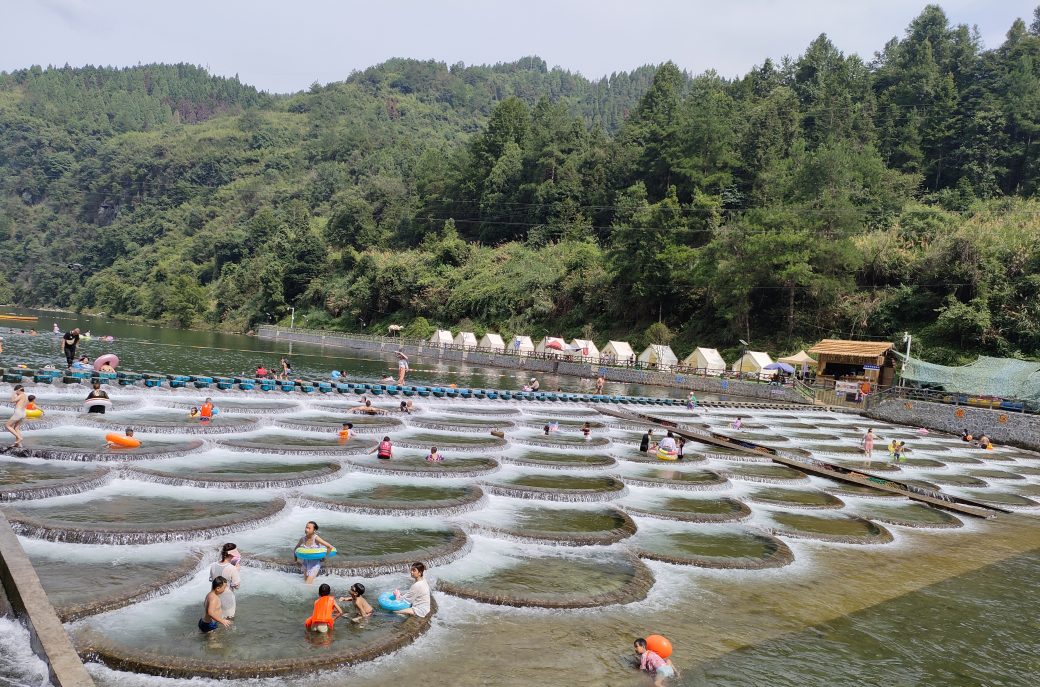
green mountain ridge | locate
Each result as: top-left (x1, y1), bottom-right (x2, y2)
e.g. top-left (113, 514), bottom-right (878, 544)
top-left (3, 6), bottom-right (1040, 366)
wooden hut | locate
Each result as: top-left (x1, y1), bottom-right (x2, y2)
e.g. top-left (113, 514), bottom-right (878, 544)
top-left (807, 339), bottom-right (896, 390)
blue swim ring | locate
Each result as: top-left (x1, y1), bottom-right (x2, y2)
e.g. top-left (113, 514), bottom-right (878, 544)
top-left (295, 545), bottom-right (337, 560)
top-left (378, 591), bottom-right (410, 611)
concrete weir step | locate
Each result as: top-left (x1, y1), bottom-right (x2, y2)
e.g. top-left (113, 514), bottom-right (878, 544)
top-left (0, 510), bottom-right (96, 686)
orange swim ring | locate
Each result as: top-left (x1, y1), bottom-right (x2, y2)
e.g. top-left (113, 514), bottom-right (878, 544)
top-left (105, 433), bottom-right (141, 448)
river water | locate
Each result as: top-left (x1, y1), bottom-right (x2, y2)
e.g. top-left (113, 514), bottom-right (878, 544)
top-left (0, 311), bottom-right (1038, 686)
top-left (0, 308), bottom-right (739, 400)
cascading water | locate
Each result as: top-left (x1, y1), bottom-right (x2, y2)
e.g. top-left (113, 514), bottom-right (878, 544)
top-left (0, 382), bottom-right (1037, 685)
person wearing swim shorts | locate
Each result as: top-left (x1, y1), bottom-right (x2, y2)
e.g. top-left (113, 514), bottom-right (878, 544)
top-left (5, 386), bottom-right (28, 446)
top-left (62, 328), bottom-right (80, 369)
top-left (295, 521), bottom-right (334, 584)
top-left (199, 577), bottom-right (231, 633)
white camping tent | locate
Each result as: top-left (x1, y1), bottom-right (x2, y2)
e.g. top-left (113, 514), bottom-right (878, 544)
top-left (535, 336), bottom-right (567, 356)
top-left (683, 347), bottom-right (726, 375)
top-left (638, 344), bottom-right (679, 366)
top-left (732, 351), bottom-right (774, 380)
top-left (511, 335), bottom-right (535, 354)
top-left (479, 333), bottom-right (505, 351)
top-left (429, 329), bottom-right (453, 347)
top-left (568, 338), bottom-right (600, 362)
top-left (601, 341), bottom-right (635, 365)
top-left (453, 331), bottom-right (478, 349)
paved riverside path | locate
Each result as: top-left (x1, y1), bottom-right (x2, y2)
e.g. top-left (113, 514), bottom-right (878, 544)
top-left (0, 509), bottom-right (95, 687)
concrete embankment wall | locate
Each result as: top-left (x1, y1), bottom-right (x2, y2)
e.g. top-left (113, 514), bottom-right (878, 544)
top-left (257, 328), bottom-right (811, 405)
top-left (0, 510), bottom-right (95, 686)
top-left (865, 399), bottom-right (1040, 453)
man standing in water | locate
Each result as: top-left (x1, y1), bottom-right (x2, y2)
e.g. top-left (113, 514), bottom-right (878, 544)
top-left (62, 328), bottom-right (80, 369)
top-left (595, 375), bottom-right (605, 394)
top-left (4, 386), bottom-right (28, 446)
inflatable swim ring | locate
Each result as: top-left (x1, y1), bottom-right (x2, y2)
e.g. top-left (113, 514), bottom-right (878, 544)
top-left (656, 447), bottom-right (678, 461)
top-left (72, 363), bottom-right (93, 370)
top-left (295, 545), bottom-right (337, 560)
top-left (106, 433), bottom-right (141, 448)
top-left (645, 634), bottom-right (672, 659)
top-left (25, 409), bottom-right (43, 419)
top-left (84, 399), bottom-right (113, 412)
top-left (378, 591), bottom-right (410, 611)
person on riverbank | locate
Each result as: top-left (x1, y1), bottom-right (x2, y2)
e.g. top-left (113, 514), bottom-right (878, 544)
top-left (339, 582), bottom-right (373, 623)
top-left (61, 328), bottom-right (80, 369)
top-left (305, 583), bottom-right (343, 633)
top-left (4, 386), bottom-right (28, 446)
top-left (199, 577), bottom-right (231, 633)
top-left (396, 352), bottom-right (409, 384)
top-left (392, 562), bottom-right (431, 618)
top-left (640, 429), bottom-right (654, 453)
top-left (295, 521), bottom-right (334, 584)
top-left (861, 429), bottom-right (876, 461)
top-left (85, 383), bottom-right (110, 414)
top-left (209, 543), bottom-right (241, 620)
top-left (635, 638), bottom-right (678, 685)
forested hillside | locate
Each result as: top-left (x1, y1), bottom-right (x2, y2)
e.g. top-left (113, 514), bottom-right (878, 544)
top-left (3, 6), bottom-right (1040, 364)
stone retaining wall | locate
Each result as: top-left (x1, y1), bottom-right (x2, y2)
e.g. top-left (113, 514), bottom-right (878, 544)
top-left (864, 399), bottom-right (1040, 453)
top-left (258, 328), bottom-right (811, 404)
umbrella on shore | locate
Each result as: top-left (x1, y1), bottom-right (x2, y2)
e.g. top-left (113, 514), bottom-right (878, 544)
top-left (764, 362), bottom-right (795, 373)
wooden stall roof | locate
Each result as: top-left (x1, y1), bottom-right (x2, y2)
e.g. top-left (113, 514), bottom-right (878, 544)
top-left (807, 339), bottom-right (895, 365)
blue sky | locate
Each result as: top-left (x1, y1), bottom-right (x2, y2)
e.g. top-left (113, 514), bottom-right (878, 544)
top-left (3, 1), bottom-right (1038, 92)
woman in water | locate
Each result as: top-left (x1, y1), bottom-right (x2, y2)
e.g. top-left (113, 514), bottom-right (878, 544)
top-left (861, 428), bottom-right (876, 460)
top-left (209, 543), bottom-right (241, 620)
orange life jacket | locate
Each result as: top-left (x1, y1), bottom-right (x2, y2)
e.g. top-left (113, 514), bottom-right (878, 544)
top-left (26, 403), bottom-right (36, 410)
top-left (305, 595), bottom-right (336, 629)
top-left (201, 402), bottom-right (213, 418)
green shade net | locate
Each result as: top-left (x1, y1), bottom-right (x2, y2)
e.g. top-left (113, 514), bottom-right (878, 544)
top-left (900, 355), bottom-right (1040, 402)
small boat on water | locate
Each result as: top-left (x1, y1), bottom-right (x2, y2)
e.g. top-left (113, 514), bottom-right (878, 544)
top-left (0, 315), bottom-right (38, 321)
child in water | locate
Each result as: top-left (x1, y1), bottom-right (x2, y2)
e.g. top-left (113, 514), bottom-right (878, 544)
top-left (635, 638), bottom-right (678, 685)
top-left (305, 583), bottom-right (343, 633)
top-left (189, 407), bottom-right (200, 419)
top-left (199, 577), bottom-right (231, 634)
top-left (295, 521), bottom-right (335, 584)
top-left (425, 446), bottom-right (442, 461)
top-left (582, 422), bottom-right (591, 441)
top-left (339, 582), bottom-right (373, 623)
